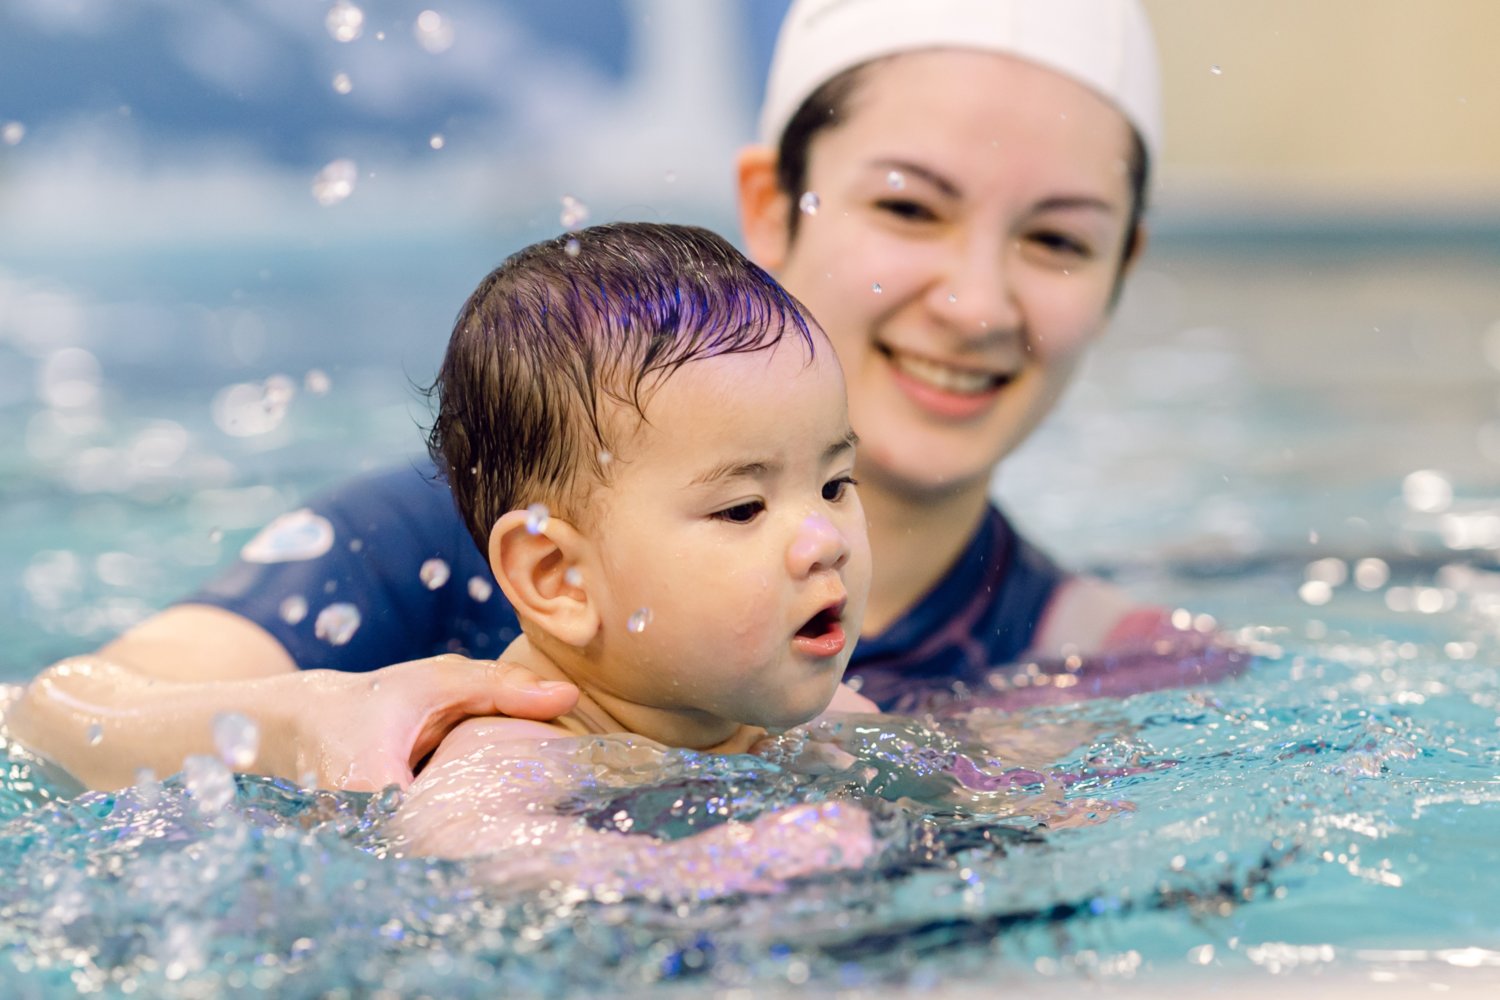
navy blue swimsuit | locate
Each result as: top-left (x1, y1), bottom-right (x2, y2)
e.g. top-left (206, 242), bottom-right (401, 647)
top-left (190, 460), bottom-right (1065, 712)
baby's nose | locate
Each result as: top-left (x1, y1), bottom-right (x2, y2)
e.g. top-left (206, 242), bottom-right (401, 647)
top-left (788, 514), bottom-right (849, 576)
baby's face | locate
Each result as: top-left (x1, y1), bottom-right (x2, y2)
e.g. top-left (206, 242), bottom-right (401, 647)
top-left (578, 330), bottom-right (871, 734)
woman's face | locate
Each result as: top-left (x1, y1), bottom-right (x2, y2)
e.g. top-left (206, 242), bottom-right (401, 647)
top-left (742, 50), bottom-right (1140, 502)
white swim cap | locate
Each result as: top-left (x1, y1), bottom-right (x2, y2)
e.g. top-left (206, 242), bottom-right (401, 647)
top-left (758, 0), bottom-right (1163, 165)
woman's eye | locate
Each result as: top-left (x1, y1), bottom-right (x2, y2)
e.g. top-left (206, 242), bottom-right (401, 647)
top-left (822, 476), bottom-right (858, 502)
top-left (874, 198), bottom-right (938, 223)
top-left (713, 500), bottom-right (764, 524)
top-left (1027, 230), bottom-right (1092, 258)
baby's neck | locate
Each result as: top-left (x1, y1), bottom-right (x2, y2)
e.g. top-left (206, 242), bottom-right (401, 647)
top-left (498, 635), bottom-right (765, 754)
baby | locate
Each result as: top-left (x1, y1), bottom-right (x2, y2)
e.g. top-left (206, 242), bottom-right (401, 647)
top-left (393, 223), bottom-right (876, 894)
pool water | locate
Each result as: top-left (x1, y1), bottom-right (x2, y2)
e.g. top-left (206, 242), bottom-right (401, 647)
top-left (3, 232), bottom-right (1500, 996)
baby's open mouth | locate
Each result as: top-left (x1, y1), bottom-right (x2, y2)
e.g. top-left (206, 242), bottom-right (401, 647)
top-left (792, 599), bottom-right (848, 658)
top-left (875, 343), bottom-right (1012, 396)
top-left (796, 601), bottom-right (845, 640)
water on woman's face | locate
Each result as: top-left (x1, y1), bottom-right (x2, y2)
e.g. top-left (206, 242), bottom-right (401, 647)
top-left (776, 50), bottom-right (1137, 503)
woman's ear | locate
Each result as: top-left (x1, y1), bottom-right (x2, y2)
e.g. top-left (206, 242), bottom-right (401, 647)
top-left (736, 144), bottom-right (792, 272)
top-left (488, 510), bottom-right (599, 647)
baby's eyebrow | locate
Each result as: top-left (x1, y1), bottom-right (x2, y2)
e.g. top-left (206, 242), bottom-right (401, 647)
top-left (686, 431), bottom-right (857, 490)
top-left (687, 459), bottom-right (774, 489)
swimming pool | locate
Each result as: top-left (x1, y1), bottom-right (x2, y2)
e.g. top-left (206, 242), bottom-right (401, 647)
top-left (4, 228), bottom-right (1500, 997)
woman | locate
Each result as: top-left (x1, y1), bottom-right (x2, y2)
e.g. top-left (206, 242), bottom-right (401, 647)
top-left (11, 0), bottom-right (1230, 791)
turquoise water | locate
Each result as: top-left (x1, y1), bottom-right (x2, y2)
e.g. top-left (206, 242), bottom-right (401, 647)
top-left (3, 235), bottom-right (1500, 995)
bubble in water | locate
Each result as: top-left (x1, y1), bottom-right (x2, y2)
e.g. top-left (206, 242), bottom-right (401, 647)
top-left (420, 558), bottom-right (451, 590)
top-left (212, 712), bottom-right (259, 769)
top-left (279, 595), bottom-right (309, 625)
top-left (525, 502), bottom-right (550, 535)
top-left (2, 121), bottom-right (24, 146)
top-left (468, 577), bottom-right (493, 602)
top-left (314, 603), bottom-right (362, 646)
top-left (183, 754), bottom-right (236, 814)
top-left (331, 72), bottom-right (353, 95)
top-left (241, 509), bottom-right (335, 564)
top-left (565, 238), bottom-right (581, 257)
top-left (1403, 469), bottom-right (1452, 513)
top-left (86, 723), bottom-right (103, 747)
top-left (560, 195), bottom-right (589, 230)
top-left (326, 1), bottom-right (365, 42)
top-left (626, 608), bottom-right (653, 634)
top-left (1354, 557), bottom-right (1390, 591)
top-left (798, 191), bottom-right (820, 215)
top-left (304, 369), bottom-right (331, 395)
top-left (429, 133), bottom-right (445, 150)
top-left (564, 567), bottom-right (583, 588)
top-left (312, 158), bottom-right (358, 206)
top-left (414, 9), bottom-right (455, 53)
top-left (886, 169), bottom-right (905, 190)
top-left (1210, 64), bottom-right (1223, 76)
top-left (872, 283), bottom-right (882, 294)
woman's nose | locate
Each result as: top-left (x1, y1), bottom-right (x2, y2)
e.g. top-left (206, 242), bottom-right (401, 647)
top-left (788, 514), bottom-right (849, 577)
top-left (934, 234), bottom-right (1021, 341)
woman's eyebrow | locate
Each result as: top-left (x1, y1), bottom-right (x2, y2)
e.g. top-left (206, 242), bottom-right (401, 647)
top-left (868, 158), bottom-right (961, 199)
top-left (1033, 194), bottom-right (1120, 215)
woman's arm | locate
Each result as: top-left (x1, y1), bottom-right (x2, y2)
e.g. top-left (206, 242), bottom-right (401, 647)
top-left (5, 605), bottom-right (578, 791)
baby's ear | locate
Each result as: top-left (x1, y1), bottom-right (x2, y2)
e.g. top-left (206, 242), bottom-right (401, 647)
top-left (736, 144), bottom-right (792, 272)
top-left (488, 510), bottom-right (599, 647)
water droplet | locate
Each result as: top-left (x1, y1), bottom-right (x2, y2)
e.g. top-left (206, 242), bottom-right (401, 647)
top-left (564, 567), bottom-right (583, 588)
top-left (212, 712), bottom-right (259, 769)
top-left (413, 9), bottom-right (455, 54)
top-left (279, 595), bottom-right (309, 625)
top-left (1403, 469), bottom-right (1452, 513)
top-left (1354, 558), bottom-right (1390, 591)
top-left (2, 121), bottom-right (25, 146)
top-left (525, 502), bottom-right (550, 535)
top-left (468, 577), bottom-right (493, 602)
top-left (312, 158), bottom-right (358, 206)
top-left (304, 369), bottom-right (331, 395)
top-left (208, 528), bottom-right (223, 544)
top-left (1297, 580), bottom-right (1332, 606)
top-left (1210, 64), bottom-right (1222, 76)
top-left (798, 191), bottom-right (820, 215)
top-left (86, 723), bottom-right (103, 747)
top-left (597, 449), bottom-right (613, 466)
top-left (560, 195), bottom-right (589, 230)
top-left (331, 73), bottom-right (352, 95)
top-left (314, 603), bottom-right (362, 646)
top-left (182, 754), bottom-right (235, 814)
top-left (419, 558), bottom-right (450, 590)
top-left (39, 346), bottom-right (102, 410)
top-left (241, 509), bottom-right (335, 564)
top-left (886, 170), bottom-right (905, 190)
top-left (626, 608), bottom-right (653, 634)
top-left (429, 133), bottom-right (445, 150)
top-left (947, 293), bottom-right (957, 304)
top-left (326, 1), bottom-right (365, 43)
top-left (845, 674), bottom-right (863, 692)
top-left (664, 169), bottom-right (677, 183)
top-left (871, 283), bottom-right (882, 294)
top-left (564, 238), bottom-right (581, 257)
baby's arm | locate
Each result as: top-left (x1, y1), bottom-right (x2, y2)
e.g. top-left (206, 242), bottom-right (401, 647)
top-left (391, 720), bottom-right (874, 900)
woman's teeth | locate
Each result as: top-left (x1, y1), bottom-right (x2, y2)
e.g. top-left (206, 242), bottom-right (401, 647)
top-left (887, 350), bottom-right (1003, 395)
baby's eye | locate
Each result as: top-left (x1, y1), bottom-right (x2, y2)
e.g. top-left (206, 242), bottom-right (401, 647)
top-left (713, 500), bottom-right (764, 524)
top-left (822, 476), bottom-right (858, 503)
top-left (874, 198), bottom-right (938, 224)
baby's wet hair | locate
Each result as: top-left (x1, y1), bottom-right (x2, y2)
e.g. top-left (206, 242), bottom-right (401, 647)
top-left (428, 222), bottom-right (816, 554)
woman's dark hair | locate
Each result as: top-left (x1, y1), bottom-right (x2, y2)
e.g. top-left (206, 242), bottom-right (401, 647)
top-left (427, 222), bottom-right (815, 553)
